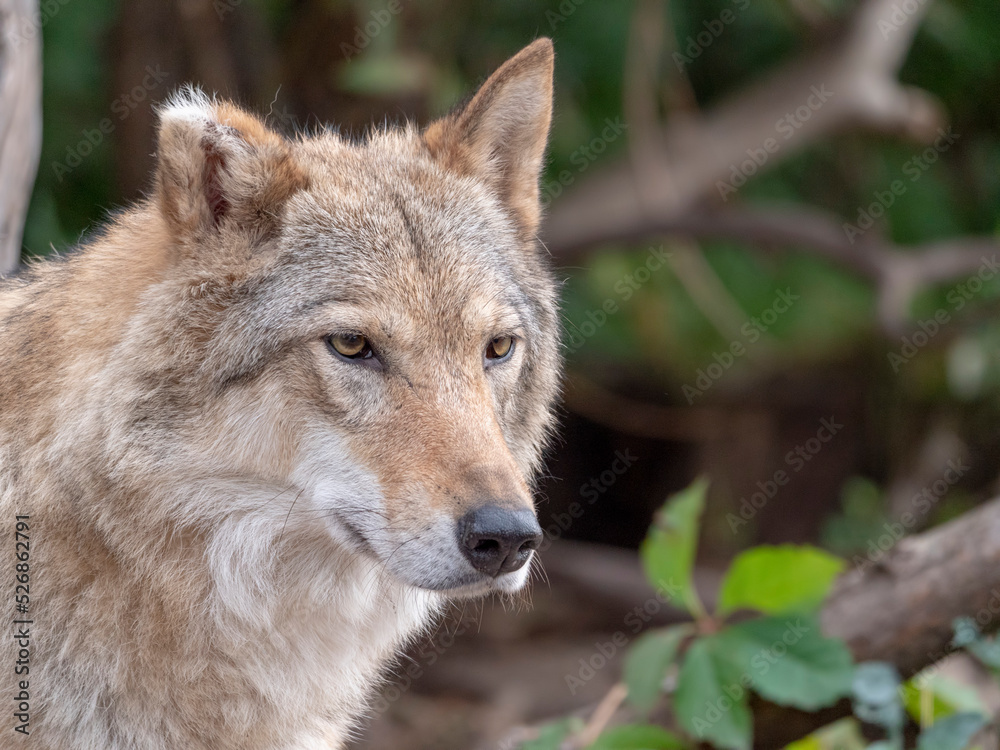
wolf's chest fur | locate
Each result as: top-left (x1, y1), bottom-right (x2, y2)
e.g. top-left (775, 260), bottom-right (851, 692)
top-left (0, 39), bottom-right (558, 749)
top-left (25, 504), bottom-right (435, 748)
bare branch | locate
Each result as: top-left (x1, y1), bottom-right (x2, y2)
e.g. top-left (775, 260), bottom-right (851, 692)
top-left (0, 0), bottom-right (42, 276)
top-left (551, 204), bottom-right (997, 334)
top-left (542, 0), bottom-right (976, 333)
top-left (823, 495), bottom-right (1000, 675)
top-left (563, 372), bottom-right (767, 442)
top-left (546, 0), bottom-right (941, 253)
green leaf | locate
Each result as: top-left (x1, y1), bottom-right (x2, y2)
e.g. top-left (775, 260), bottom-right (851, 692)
top-left (624, 626), bottom-right (690, 714)
top-left (717, 615), bottom-right (853, 710)
top-left (717, 545), bottom-right (844, 617)
top-left (916, 712), bottom-right (987, 750)
top-left (782, 717), bottom-right (867, 750)
top-left (520, 718), bottom-right (582, 750)
top-left (852, 662), bottom-right (905, 734)
top-left (901, 673), bottom-right (986, 724)
top-left (783, 738), bottom-right (823, 750)
top-left (953, 617), bottom-right (1000, 669)
top-left (588, 724), bottom-right (688, 749)
top-left (674, 636), bottom-right (752, 750)
top-left (641, 478), bottom-right (708, 616)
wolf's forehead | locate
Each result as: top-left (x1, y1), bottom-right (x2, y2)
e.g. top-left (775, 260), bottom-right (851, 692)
top-left (289, 142), bottom-right (513, 252)
top-left (276, 150), bottom-right (524, 303)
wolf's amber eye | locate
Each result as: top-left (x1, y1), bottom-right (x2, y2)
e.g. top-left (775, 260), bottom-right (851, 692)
top-left (327, 333), bottom-right (372, 360)
top-left (485, 335), bottom-right (514, 363)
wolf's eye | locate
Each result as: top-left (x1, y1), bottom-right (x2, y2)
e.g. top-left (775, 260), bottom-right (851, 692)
top-left (327, 333), bottom-right (373, 360)
top-left (485, 335), bottom-right (515, 364)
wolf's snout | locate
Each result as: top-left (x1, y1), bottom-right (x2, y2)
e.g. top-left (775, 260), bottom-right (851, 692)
top-left (457, 505), bottom-right (542, 577)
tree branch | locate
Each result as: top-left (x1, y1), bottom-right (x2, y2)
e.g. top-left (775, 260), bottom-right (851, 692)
top-left (541, 0), bottom-right (983, 334)
top-left (545, 0), bottom-right (940, 252)
top-left (551, 204), bottom-right (998, 334)
top-left (0, 0), bottom-right (41, 276)
top-left (822, 495), bottom-right (1000, 675)
top-left (536, 496), bottom-right (1000, 748)
top-left (755, 494), bottom-right (1000, 748)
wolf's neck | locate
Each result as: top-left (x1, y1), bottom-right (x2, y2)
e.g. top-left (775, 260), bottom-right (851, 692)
top-left (205, 521), bottom-right (441, 737)
top-left (150, 483), bottom-right (442, 740)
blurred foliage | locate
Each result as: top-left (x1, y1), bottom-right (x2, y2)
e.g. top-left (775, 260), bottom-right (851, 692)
top-left (631, 482), bottom-right (851, 750)
top-left (25, 0), bottom-right (119, 255)
top-left (24, 0), bottom-right (1000, 410)
top-left (528, 483), bottom-right (996, 749)
top-left (821, 476), bottom-right (890, 554)
top-left (16, 2), bottom-right (1000, 747)
top-left (21, 0), bottom-right (1000, 533)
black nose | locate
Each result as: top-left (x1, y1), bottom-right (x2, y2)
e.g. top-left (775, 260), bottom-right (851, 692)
top-left (457, 505), bottom-right (542, 577)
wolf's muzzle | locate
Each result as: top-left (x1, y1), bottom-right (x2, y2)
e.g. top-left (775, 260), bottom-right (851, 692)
top-left (457, 505), bottom-right (542, 577)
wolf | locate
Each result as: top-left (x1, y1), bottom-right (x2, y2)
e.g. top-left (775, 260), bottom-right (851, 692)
top-left (0, 38), bottom-right (559, 749)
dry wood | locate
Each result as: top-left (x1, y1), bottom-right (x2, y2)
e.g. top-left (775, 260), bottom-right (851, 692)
top-left (540, 499), bottom-right (1000, 748)
top-left (0, 0), bottom-right (41, 276)
top-left (822, 494), bottom-right (1000, 675)
top-left (757, 495), bottom-right (1000, 747)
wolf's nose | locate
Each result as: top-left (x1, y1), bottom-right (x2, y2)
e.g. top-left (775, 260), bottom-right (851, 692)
top-left (457, 505), bottom-right (542, 577)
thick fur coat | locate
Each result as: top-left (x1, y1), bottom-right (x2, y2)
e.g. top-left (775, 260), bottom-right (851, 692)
top-left (0, 39), bottom-right (559, 749)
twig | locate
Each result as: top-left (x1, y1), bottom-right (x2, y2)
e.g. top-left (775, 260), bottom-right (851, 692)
top-left (563, 372), bottom-right (765, 442)
top-left (552, 204), bottom-right (999, 335)
top-left (572, 682), bottom-right (629, 748)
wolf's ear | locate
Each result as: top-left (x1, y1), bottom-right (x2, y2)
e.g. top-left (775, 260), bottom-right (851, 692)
top-left (424, 38), bottom-right (554, 237)
top-left (154, 89), bottom-right (308, 245)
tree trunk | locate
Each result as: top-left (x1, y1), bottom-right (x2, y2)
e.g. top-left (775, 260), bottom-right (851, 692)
top-left (0, 0), bottom-right (42, 276)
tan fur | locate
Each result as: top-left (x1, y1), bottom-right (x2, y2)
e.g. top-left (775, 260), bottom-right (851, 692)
top-left (0, 39), bottom-right (559, 749)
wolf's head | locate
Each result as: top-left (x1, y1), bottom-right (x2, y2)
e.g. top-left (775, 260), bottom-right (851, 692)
top-left (143, 39), bottom-right (560, 598)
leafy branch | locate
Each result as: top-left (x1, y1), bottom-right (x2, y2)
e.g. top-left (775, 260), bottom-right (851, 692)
top-left (517, 481), bottom-right (996, 750)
